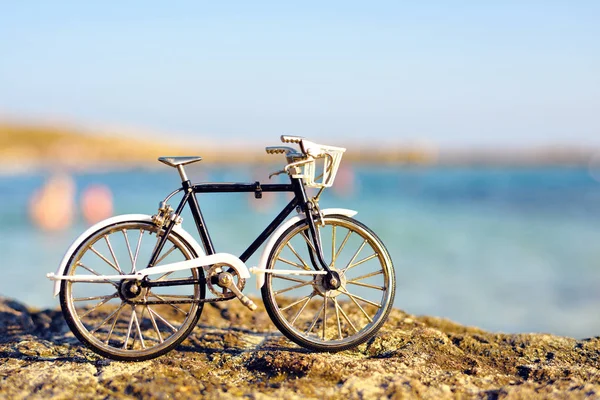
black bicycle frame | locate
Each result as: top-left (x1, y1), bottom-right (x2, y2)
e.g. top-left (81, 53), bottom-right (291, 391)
top-left (145, 176), bottom-right (332, 284)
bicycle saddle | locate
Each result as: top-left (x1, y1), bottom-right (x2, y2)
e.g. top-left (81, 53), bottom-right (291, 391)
top-left (158, 156), bottom-right (203, 167)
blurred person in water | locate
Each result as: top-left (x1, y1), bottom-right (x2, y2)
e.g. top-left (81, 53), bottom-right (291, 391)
top-left (29, 173), bottom-right (76, 231)
top-left (332, 164), bottom-right (356, 197)
top-left (80, 184), bottom-right (113, 224)
top-left (29, 174), bottom-right (114, 230)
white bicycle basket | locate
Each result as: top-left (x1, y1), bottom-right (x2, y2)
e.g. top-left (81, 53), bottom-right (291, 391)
top-left (291, 144), bottom-right (346, 188)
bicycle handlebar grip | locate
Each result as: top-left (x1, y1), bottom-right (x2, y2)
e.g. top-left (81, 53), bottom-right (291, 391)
top-left (281, 135), bottom-right (303, 144)
top-left (265, 146), bottom-right (288, 154)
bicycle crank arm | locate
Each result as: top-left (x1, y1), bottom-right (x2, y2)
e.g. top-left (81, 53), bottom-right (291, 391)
top-left (217, 272), bottom-right (257, 311)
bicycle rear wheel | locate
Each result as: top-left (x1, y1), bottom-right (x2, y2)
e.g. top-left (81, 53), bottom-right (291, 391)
top-left (261, 215), bottom-right (395, 351)
top-left (59, 221), bottom-right (205, 361)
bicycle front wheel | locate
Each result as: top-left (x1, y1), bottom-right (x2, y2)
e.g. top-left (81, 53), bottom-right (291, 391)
top-left (59, 221), bottom-right (205, 361)
top-left (261, 215), bottom-right (395, 351)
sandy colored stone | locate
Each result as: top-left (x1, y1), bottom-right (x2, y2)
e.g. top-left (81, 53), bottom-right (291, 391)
top-left (1, 296), bottom-right (600, 399)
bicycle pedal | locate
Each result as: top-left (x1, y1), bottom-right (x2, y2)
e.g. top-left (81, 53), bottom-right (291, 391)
top-left (231, 286), bottom-right (258, 311)
top-left (237, 293), bottom-right (258, 311)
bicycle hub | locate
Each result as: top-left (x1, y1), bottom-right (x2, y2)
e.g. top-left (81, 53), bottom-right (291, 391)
top-left (119, 280), bottom-right (145, 300)
top-left (324, 271), bottom-right (342, 290)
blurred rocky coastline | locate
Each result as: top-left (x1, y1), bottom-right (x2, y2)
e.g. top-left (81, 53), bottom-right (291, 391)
top-left (1, 296), bottom-right (600, 399)
top-left (2, 121), bottom-right (597, 173)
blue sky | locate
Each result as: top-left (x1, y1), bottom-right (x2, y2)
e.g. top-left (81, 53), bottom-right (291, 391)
top-left (1, 1), bottom-right (598, 148)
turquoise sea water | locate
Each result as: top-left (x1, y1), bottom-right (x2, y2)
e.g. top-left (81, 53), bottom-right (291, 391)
top-left (1, 164), bottom-right (600, 339)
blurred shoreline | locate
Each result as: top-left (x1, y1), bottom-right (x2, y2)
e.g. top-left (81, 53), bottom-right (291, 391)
top-left (1, 121), bottom-right (598, 174)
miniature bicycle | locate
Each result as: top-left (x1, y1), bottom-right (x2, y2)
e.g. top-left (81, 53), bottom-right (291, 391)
top-left (48, 136), bottom-right (396, 361)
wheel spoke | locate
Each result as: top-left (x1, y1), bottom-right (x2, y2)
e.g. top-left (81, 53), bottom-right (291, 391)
top-left (77, 262), bottom-right (119, 288)
top-left (341, 240), bottom-right (367, 273)
top-left (300, 231), bottom-right (317, 253)
top-left (153, 245), bottom-right (184, 280)
top-left (104, 304), bottom-right (124, 344)
top-left (148, 292), bottom-right (189, 316)
top-left (148, 307), bottom-right (178, 333)
top-left (347, 269), bottom-right (383, 282)
top-left (91, 303), bottom-right (125, 334)
top-left (273, 275), bottom-right (310, 284)
top-left (104, 235), bottom-right (122, 273)
top-left (155, 271), bottom-right (175, 281)
top-left (281, 292), bottom-right (314, 312)
top-left (147, 305), bottom-right (164, 343)
top-left (340, 289), bottom-right (382, 309)
top-left (132, 229), bottom-right (144, 273)
top-left (123, 306), bottom-right (136, 349)
top-left (331, 226), bottom-right (336, 266)
top-left (346, 280), bottom-right (385, 290)
top-left (90, 246), bottom-right (121, 274)
top-left (333, 230), bottom-right (352, 268)
top-left (342, 289), bottom-right (374, 323)
top-left (290, 294), bottom-right (314, 325)
top-left (333, 298), bottom-right (343, 339)
top-left (73, 293), bottom-right (118, 302)
top-left (122, 229), bottom-right (135, 272)
top-left (286, 242), bottom-right (311, 270)
top-left (322, 296), bottom-right (328, 340)
top-left (345, 253), bottom-right (379, 273)
top-left (133, 308), bottom-right (146, 349)
top-left (155, 245), bottom-right (177, 266)
top-left (335, 299), bottom-right (359, 333)
top-left (305, 301), bottom-right (325, 335)
top-left (78, 293), bottom-right (118, 319)
top-left (273, 280), bottom-right (312, 296)
top-left (277, 256), bottom-right (310, 271)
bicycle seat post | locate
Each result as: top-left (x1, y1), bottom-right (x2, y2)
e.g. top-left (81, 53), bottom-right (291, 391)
top-left (176, 165), bottom-right (189, 183)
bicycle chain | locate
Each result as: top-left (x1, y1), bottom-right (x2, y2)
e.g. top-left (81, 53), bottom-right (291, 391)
top-left (126, 296), bottom-right (235, 306)
top-left (125, 266), bottom-right (246, 305)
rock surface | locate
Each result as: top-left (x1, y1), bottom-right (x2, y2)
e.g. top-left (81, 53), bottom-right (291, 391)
top-left (1, 296), bottom-right (600, 399)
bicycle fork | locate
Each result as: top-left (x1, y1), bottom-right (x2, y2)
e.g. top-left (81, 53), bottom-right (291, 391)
top-left (302, 204), bottom-right (343, 291)
top-left (292, 178), bottom-right (342, 291)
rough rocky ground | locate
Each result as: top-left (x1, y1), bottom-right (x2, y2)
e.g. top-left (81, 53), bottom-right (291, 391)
top-left (1, 296), bottom-right (600, 399)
